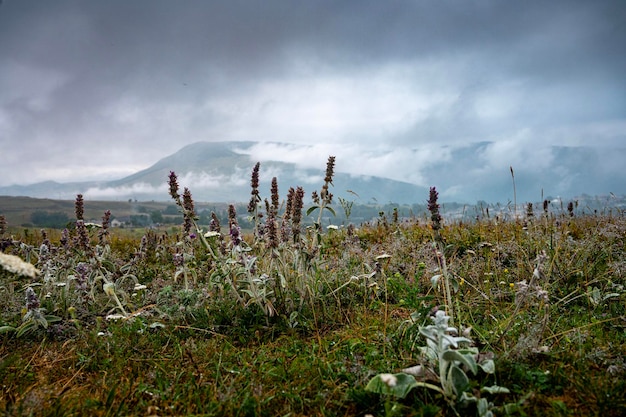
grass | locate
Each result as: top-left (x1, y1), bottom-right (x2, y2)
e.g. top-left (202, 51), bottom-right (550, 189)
top-left (1, 167), bottom-right (625, 416)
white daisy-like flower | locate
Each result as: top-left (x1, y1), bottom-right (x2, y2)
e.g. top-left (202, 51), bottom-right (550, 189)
top-left (204, 231), bottom-right (220, 238)
top-left (326, 225), bottom-right (339, 230)
top-left (133, 284), bottom-right (147, 291)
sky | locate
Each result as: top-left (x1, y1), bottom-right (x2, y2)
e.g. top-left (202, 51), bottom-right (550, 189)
top-left (1, 0), bottom-right (625, 203)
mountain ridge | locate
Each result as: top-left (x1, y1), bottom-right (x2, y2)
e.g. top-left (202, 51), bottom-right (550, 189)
top-left (0, 141), bottom-right (429, 204)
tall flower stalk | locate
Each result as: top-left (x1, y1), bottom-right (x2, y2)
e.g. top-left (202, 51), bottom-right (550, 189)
top-left (428, 187), bottom-right (454, 324)
top-left (307, 156), bottom-right (337, 240)
top-left (247, 162), bottom-right (262, 239)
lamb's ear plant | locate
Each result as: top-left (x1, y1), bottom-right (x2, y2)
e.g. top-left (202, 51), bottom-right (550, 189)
top-left (0, 286), bottom-right (61, 338)
top-left (366, 310), bottom-right (508, 416)
top-left (427, 187), bottom-right (456, 324)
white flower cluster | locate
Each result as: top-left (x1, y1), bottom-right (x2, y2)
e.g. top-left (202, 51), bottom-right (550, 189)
top-left (0, 252), bottom-right (40, 278)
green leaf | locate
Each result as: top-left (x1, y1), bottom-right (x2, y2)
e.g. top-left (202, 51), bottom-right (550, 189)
top-left (449, 365), bottom-right (470, 396)
top-left (306, 206), bottom-right (319, 216)
top-left (324, 206), bottom-right (336, 216)
top-left (450, 276), bottom-right (459, 293)
top-left (477, 397), bottom-right (494, 417)
top-left (0, 325), bottom-right (17, 334)
top-left (442, 350), bottom-right (477, 375)
top-left (365, 373), bottom-right (419, 399)
top-left (44, 315), bottom-right (62, 324)
top-left (16, 321), bottom-right (36, 338)
top-left (478, 359), bottom-right (496, 374)
top-left (430, 274), bottom-right (441, 288)
top-left (481, 385), bottom-right (510, 394)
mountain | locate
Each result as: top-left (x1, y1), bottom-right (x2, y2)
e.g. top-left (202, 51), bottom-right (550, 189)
top-left (0, 141), bottom-right (429, 204)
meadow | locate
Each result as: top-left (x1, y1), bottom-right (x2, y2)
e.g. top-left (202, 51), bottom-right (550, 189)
top-left (1, 158), bottom-right (625, 416)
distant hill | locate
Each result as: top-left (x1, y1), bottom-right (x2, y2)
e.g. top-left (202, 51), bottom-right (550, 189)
top-left (0, 141), bottom-right (429, 204)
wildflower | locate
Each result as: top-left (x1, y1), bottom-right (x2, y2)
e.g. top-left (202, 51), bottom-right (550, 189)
top-left (168, 171), bottom-right (180, 202)
top-left (327, 225), bottom-right (339, 231)
top-left (75, 194), bottom-right (84, 220)
top-left (311, 190), bottom-right (320, 205)
top-left (0, 215), bottom-right (6, 236)
top-left (75, 262), bottom-right (89, 292)
top-left (209, 212), bottom-right (221, 233)
top-left (375, 253), bottom-right (391, 260)
top-left (60, 228), bottom-right (70, 248)
top-left (427, 187), bottom-right (443, 232)
top-left (173, 253), bottom-right (184, 267)
top-left (291, 186), bottom-right (305, 242)
top-left (379, 373), bottom-right (398, 387)
top-left (182, 188), bottom-right (196, 235)
top-left (75, 220), bottom-right (91, 251)
top-left (25, 287), bottom-right (40, 310)
top-left (230, 225), bottom-right (242, 247)
top-left (0, 252), bottom-right (40, 278)
top-left (270, 176), bottom-right (279, 217)
top-left (133, 284), bottom-right (147, 291)
top-left (248, 162), bottom-right (261, 214)
top-left (324, 156), bottom-right (336, 185)
top-left (266, 210), bottom-right (278, 250)
top-left (228, 204), bottom-right (238, 229)
top-left (98, 210), bottom-right (111, 245)
top-left (204, 231), bottom-right (220, 238)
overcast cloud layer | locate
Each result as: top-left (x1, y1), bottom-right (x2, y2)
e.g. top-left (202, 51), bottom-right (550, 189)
top-left (1, 0), bottom-right (625, 203)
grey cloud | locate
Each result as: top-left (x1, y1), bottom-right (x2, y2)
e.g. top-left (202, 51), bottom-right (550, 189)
top-left (0, 0), bottom-right (624, 202)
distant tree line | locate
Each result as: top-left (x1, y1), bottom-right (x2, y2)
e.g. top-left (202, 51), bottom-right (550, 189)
top-left (30, 211), bottom-right (70, 228)
top-left (27, 202), bottom-right (442, 230)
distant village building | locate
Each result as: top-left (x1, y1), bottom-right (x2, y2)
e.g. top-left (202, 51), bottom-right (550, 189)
top-left (111, 217), bottom-right (131, 228)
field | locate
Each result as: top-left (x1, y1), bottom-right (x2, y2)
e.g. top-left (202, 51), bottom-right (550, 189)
top-left (1, 165), bottom-right (625, 416)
